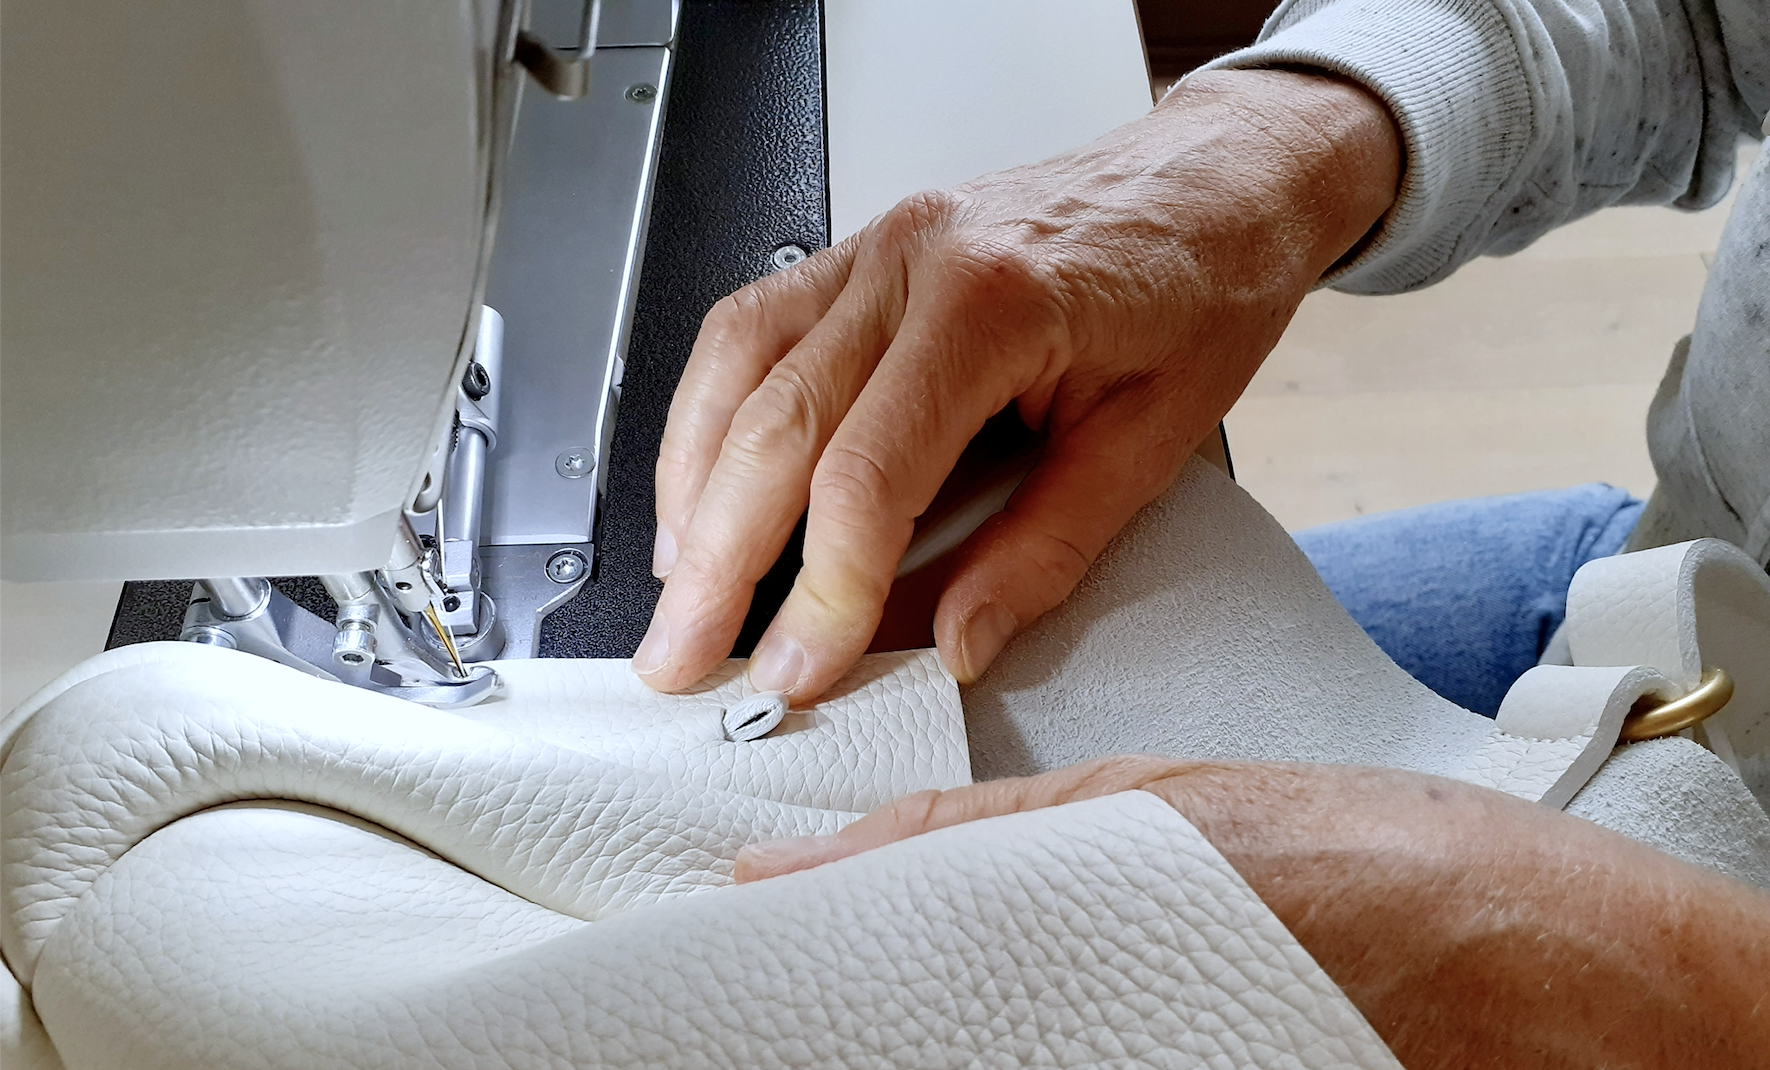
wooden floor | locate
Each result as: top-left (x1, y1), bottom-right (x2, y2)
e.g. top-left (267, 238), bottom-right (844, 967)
top-left (1229, 141), bottom-right (1758, 531)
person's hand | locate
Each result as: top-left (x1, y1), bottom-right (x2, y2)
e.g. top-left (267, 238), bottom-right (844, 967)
top-left (638, 69), bottom-right (1402, 701)
top-left (735, 757), bottom-right (1770, 1070)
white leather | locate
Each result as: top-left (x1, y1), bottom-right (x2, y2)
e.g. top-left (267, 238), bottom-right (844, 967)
top-left (29, 792), bottom-right (1399, 1070)
top-left (1472, 665), bottom-right (1674, 807)
top-left (1566, 538), bottom-right (1770, 802)
top-left (8, 461), bottom-right (1769, 1068)
top-left (1, 643), bottom-right (1400, 1069)
top-left (1492, 539), bottom-right (1770, 810)
top-left (1567, 543), bottom-right (1704, 689)
top-left (1, 644), bottom-right (963, 984)
top-left (964, 459), bottom-right (1770, 884)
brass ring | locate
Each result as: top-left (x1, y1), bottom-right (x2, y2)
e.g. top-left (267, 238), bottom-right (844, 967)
top-left (1619, 667), bottom-right (1734, 742)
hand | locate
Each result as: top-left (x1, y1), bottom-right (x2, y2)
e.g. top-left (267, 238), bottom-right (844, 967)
top-left (638, 69), bottom-right (1402, 701)
top-left (736, 757), bottom-right (1770, 1069)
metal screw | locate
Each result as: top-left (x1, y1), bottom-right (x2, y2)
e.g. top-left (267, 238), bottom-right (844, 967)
top-left (546, 548), bottom-right (589, 584)
top-left (555, 447), bottom-right (595, 479)
top-left (771, 244), bottom-right (809, 271)
top-left (461, 361), bottom-right (491, 401)
top-left (442, 594), bottom-right (462, 613)
top-left (626, 83), bottom-right (657, 104)
top-left (332, 606), bottom-right (377, 669)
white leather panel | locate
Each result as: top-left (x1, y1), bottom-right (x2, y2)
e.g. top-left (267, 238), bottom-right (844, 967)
top-left (1568, 738), bottom-right (1770, 889)
top-left (33, 793), bottom-right (1399, 1070)
top-left (2, 645), bottom-right (964, 985)
top-left (470, 651), bottom-right (971, 813)
top-left (965, 460), bottom-right (1770, 881)
top-left (9, 464), bottom-right (1769, 1066)
top-left (966, 461), bottom-right (1652, 809)
top-left (965, 460), bottom-right (1497, 779)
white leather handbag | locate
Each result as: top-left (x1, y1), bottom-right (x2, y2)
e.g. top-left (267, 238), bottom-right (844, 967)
top-left (5, 459), bottom-right (1768, 1069)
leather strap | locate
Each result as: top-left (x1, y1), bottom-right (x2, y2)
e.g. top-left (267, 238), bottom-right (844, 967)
top-left (1499, 539), bottom-right (1770, 809)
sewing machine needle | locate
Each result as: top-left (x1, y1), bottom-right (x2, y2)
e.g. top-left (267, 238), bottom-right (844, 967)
top-left (424, 603), bottom-right (468, 679)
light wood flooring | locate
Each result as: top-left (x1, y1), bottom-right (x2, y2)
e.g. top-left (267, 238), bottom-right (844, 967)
top-left (1229, 141), bottom-right (1758, 531)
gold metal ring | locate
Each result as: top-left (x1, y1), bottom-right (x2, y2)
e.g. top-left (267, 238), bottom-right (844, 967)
top-left (1619, 667), bottom-right (1734, 742)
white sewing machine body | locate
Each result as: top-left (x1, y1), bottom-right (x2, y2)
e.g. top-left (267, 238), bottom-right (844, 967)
top-left (1, 0), bottom-right (1153, 694)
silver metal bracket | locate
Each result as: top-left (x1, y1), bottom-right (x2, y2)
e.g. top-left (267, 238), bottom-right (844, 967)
top-left (180, 579), bottom-right (339, 681)
top-left (515, 0), bottom-right (601, 99)
top-left (181, 577), bottom-right (502, 710)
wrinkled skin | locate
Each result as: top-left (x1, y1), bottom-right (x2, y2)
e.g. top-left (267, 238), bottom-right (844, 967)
top-left (737, 757), bottom-right (1770, 1070)
top-left (638, 69), bottom-right (1403, 701)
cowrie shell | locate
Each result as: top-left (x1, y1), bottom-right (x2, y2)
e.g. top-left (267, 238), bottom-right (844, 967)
top-left (723, 691), bottom-right (787, 742)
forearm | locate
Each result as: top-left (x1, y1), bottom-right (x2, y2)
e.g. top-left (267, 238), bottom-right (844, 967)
top-left (1130, 69), bottom-right (1401, 289)
top-left (1149, 763), bottom-right (1770, 1069)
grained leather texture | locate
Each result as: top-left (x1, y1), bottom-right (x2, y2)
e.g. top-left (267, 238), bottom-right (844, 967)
top-left (1490, 539), bottom-right (1770, 811)
top-left (1, 644), bottom-right (963, 985)
top-left (30, 793), bottom-right (1399, 1070)
top-left (1, 645), bottom-right (1402, 1069)
top-left (468, 657), bottom-right (967, 813)
top-left (1568, 542), bottom-right (1702, 689)
top-left (9, 462), bottom-right (1769, 1068)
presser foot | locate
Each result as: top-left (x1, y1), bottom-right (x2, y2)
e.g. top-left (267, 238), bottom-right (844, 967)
top-left (181, 578), bottom-right (502, 709)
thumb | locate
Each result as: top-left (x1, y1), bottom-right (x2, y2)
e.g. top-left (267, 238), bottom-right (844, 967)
top-left (933, 401), bottom-right (1198, 683)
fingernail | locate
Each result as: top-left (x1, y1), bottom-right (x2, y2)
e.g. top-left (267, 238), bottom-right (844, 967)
top-left (651, 526), bottom-right (677, 578)
top-left (748, 633), bottom-right (806, 693)
top-left (632, 618), bottom-right (671, 676)
top-left (734, 834), bottom-right (838, 882)
top-left (959, 602), bottom-right (1017, 682)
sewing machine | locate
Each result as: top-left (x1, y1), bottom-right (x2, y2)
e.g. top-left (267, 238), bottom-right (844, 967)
top-left (10, 11), bottom-right (1770, 1069)
top-left (1, 0), bottom-right (1155, 706)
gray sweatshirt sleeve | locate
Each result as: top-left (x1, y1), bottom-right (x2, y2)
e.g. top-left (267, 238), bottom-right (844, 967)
top-left (1199, 0), bottom-right (1770, 294)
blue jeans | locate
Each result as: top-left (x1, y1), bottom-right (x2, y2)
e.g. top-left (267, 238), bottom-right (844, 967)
top-left (1293, 485), bottom-right (1644, 718)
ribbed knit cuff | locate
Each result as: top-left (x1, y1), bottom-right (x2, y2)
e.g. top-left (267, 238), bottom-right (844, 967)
top-left (1194, 0), bottom-right (1541, 294)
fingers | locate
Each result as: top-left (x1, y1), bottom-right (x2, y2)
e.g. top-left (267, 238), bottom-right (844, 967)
top-left (739, 298), bottom-right (1037, 699)
top-left (734, 754), bottom-right (1193, 882)
top-left (933, 391), bottom-right (1201, 683)
top-left (653, 240), bottom-right (859, 577)
top-left (635, 275), bottom-right (901, 690)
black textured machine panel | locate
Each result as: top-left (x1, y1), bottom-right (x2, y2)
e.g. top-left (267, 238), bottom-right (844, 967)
top-left (539, 0), bottom-right (828, 658)
top-left (106, 578), bottom-right (335, 649)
